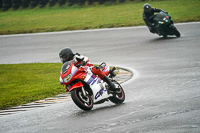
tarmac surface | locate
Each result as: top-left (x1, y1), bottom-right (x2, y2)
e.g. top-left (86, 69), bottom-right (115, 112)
top-left (0, 22), bottom-right (200, 133)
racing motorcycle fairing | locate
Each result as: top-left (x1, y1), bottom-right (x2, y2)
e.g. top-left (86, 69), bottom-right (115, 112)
top-left (59, 60), bottom-right (125, 110)
top-left (60, 60), bottom-right (85, 86)
top-left (69, 82), bottom-right (84, 91)
top-left (82, 67), bottom-right (110, 103)
top-left (60, 60), bottom-right (111, 103)
top-left (151, 11), bottom-right (180, 37)
top-left (153, 12), bottom-right (172, 35)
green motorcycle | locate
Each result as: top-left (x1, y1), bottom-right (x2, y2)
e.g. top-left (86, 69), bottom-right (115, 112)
top-left (152, 12), bottom-right (180, 37)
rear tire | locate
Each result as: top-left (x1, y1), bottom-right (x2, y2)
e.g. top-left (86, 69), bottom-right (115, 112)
top-left (71, 88), bottom-right (93, 111)
top-left (109, 80), bottom-right (125, 104)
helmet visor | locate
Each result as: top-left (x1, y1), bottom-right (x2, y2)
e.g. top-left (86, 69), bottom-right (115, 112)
top-left (144, 8), bottom-right (151, 13)
top-left (60, 57), bottom-right (64, 63)
top-left (60, 58), bottom-right (63, 63)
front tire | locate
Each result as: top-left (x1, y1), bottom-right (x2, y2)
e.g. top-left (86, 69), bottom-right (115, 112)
top-left (170, 25), bottom-right (181, 37)
top-left (71, 88), bottom-right (93, 111)
top-left (109, 80), bottom-right (125, 104)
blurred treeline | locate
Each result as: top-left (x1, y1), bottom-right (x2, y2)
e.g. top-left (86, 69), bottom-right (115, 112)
top-left (0, 0), bottom-right (147, 11)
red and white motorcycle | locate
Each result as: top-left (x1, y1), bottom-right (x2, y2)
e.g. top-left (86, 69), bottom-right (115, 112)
top-left (59, 60), bottom-right (125, 111)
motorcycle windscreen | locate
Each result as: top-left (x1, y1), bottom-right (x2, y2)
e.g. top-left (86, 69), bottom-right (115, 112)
top-left (61, 60), bottom-right (75, 74)
top-left (154, 13), bottom-right (165, 21)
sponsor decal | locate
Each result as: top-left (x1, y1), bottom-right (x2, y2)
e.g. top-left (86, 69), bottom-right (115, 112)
top-left (95, 83), bottom-right (107, 100)
top-left (87, 74), bottom-right (97, 84)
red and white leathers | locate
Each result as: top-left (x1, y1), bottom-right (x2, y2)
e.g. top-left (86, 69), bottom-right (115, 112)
top-left (73, 54), bottom-right (105, 79)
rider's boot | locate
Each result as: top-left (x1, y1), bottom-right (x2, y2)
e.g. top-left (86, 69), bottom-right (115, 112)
top-left (102, 75), bottom-right (121, 93)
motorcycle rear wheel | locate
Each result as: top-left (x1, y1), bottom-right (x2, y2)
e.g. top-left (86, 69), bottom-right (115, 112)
top-left (71, 88), bottom-right (93, 111)
top-left (109, 80), bottom-right (125, 104)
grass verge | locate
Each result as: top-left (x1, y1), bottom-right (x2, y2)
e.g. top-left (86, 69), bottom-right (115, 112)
top-left (0, 63), bottom-right (65, 110)
top-left (0, 0), bottom-right (200, 35)
top-left (0, 63), bottom-right (117, 110)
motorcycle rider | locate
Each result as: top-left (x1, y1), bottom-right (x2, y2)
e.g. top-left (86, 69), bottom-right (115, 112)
top-left (59, 48), bottom-right (120, 93)
top-left (143, 3), bottom-right (167, 33)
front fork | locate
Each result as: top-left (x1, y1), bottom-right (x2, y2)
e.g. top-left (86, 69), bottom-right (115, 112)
top-left (81, 87), bottom-right (87, 97)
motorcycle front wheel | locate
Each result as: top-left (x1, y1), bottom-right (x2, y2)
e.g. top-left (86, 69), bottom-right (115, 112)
top-left (170, 25), bottom-right (181, 37)
top-left (109, 80), bottom-right (125, 104)
top-left (71, 88), bottom-right (93, 111)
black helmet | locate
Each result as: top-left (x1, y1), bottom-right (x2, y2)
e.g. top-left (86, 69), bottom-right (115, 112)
top-left (143, 3), bottom-right (151, 13)
top-left (59, 48), bottom-right (74, 63)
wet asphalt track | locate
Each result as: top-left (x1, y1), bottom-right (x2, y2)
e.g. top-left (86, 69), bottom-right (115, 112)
top-left (0, 22), bottom-right (200, 133)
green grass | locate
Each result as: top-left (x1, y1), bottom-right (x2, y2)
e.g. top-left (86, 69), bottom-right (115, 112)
top-left (0, 0), bottom-right (200, 109)
top-left (0, 63), bottom-right (116, 110)
top-left (0, 63), bottom-right (65, 109)
top-left (0, 0), bottom-right (200, 35)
